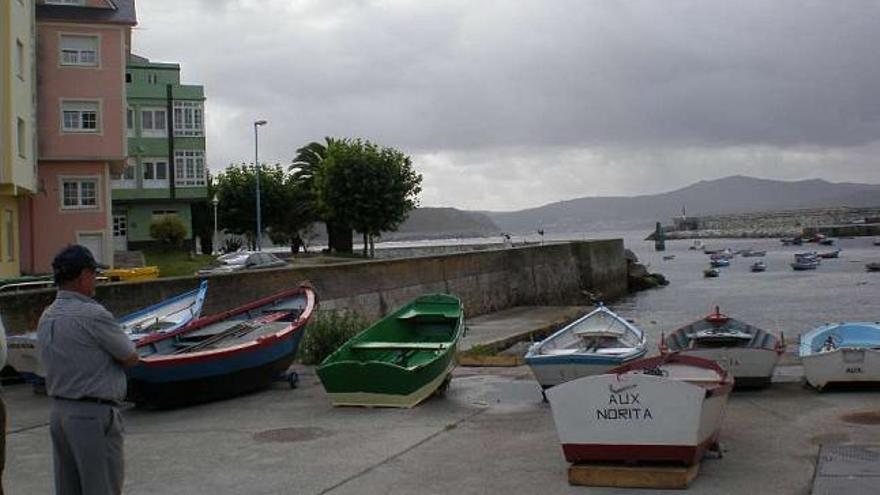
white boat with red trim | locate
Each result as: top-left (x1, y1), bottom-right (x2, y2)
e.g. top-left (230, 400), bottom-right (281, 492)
top-left (546, 354), bottom-right (733, 465)
top-left (661, 307), bottom-right (784, 387)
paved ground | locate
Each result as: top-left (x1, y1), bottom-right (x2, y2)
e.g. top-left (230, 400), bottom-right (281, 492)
top-left (460, 306), bottom-right (586, 351)
top-left (5, 306), bottom-right (880, 494)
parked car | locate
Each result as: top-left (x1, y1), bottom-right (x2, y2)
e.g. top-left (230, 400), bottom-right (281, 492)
top-left (197, 251), bottom-right (287, 276)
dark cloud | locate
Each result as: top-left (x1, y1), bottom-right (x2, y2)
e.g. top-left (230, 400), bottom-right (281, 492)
top-left (133, 0), bottom-right (880, 209)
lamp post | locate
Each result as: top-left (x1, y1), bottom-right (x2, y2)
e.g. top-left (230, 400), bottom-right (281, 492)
top-left (212, 194), bottom-right (219, 255)
top-left (254, 119), bottom-right (268, 250)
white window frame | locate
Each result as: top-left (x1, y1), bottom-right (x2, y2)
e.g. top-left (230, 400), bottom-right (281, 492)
top-left (61, 100), bottom-right (101, 134)
top-left (15, 39), bottom-right (24, 79)
top-left (140, 107), bottom-right (167, 138)
top-left (143, 158), bottom-right (170, 189)
top-left (173, 101), bottom-right (204, 137)
top-left (59, 176), bottom-right (100, 211)
top-left (174, 150), bottom-right (207, 187)
top-left (111, 159), bottom-right (137, 189)
top-left (59, 34), bottom-right (99, 67)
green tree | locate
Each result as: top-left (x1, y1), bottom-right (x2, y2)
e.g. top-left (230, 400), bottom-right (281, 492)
top-left (213, 163), bottom-right (294, 250)
top-left (291, 138), bottom-right (353, 254)
top-left (149, 216), bottom-right (187, 248)
top-left (319, 139), bottom-right (422, 257)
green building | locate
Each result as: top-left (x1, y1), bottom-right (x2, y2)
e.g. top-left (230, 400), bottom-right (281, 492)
top-left (111, 54), bottom-right (207, 251)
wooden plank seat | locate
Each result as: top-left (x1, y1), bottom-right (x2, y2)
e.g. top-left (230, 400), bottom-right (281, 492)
top-left (351, 342), bottom-right (449, 351)
top-left (396, 308), bottom-right (459, 320)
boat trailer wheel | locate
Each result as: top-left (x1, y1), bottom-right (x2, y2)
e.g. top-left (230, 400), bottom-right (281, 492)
top-left (287, 371), bottom-right (299, 389)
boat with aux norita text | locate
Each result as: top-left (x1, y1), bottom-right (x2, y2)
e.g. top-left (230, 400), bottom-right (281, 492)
top-left (799, 321), bottom-right (880, 390)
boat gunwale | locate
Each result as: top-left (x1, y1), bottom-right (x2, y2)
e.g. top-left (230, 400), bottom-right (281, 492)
top-left (123, 280), bottom-right (208, 327)
top-left (136, 286), bottom-right (316, 367)
top-left (526, 305), bottom-right (646, 358)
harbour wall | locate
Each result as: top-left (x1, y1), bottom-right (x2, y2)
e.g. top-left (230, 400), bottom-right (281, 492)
top-left (665, 206), bottom-right (880, 238)
top-left (0, 240), bottom-right (627, 335)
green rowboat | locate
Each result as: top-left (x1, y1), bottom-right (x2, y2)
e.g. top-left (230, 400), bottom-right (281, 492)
top-left (317, 294), bottom-right (464, 408)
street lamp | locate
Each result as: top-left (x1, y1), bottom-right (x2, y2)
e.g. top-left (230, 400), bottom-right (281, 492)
top-left (254, 119), bottom-right (268, 250)
top-left (212, 194), bottom-right (220, 255)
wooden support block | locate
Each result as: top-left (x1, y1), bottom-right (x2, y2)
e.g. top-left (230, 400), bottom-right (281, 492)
top-left (456, 354), bottom-right (525, 367)
top-left (568, 462), bottom-right (700, 489)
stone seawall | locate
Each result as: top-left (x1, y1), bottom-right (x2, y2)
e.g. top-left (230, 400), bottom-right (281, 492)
top-left (0, 240), bottom-right (627, 335)
top-left (665, 206), bottom-right (880, 238)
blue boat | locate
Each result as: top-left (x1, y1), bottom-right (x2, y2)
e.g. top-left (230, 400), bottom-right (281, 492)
top-left (799, 322), bottom-right (880, 390)
top-left (524, 304), bottom-right (647, 389)
top-left (127, 285), bottom-right (316, 408)
top-left (6, 281), bottom-right (209, 382)
top-left (710, 258), bottom-right (730, 268)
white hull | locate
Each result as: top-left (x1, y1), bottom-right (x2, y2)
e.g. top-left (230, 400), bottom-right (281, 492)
top-left (802, 348), bottom-right (880, 389)
top-left (528, 361), bottom-right (624, 389)
top-left (6, 333), bottom-right (42, 377)
top-left (547, 372), bottom-right (730, 464)
top-left (676, 348), bottom-right (780, 385)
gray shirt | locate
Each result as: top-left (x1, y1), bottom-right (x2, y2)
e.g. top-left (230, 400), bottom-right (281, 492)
top-left (37, 290), bottom-right (135, 402)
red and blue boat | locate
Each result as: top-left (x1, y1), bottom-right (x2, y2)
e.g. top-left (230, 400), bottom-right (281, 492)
top-left (127, 284), bottom-right (316, 408)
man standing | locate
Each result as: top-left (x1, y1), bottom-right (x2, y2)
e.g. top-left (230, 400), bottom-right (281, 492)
top-left (37, 245), bottom-right (139, 495)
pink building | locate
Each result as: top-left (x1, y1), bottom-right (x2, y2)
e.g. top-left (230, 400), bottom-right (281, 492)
top-left (22, 0), bottom-right (136, 273)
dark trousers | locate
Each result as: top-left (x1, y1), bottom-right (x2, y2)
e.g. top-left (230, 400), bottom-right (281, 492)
top-left (49, 399), bottom-right (124, 495)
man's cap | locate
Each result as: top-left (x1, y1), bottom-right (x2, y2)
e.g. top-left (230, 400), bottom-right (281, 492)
top-left (52, 244), bottom-right (108, 283)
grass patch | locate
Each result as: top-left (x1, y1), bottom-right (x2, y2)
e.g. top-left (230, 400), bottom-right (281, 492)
top-left (298, 310), bottom-right (369, 365)
top-left (142, 249), bottom-right (215, 278)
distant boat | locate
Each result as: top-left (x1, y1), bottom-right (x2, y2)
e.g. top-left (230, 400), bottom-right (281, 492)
top-left (799, 321), bottom-right (880, 390)
top-left (866, 262), bottom-right (880, 272)
top-left (662, 254), bottom-right (676, 261)
top-left (741, 249), bottom-right (766, 257)
top-left (817, 249), bottom-right (841, 259)
top-left (710, 258), bottom-right (730, 268)
top-left (750, 260), bottom-right (767, 272)
top-left (874, 238), bottom-right (880, 246)
top-left (317, 293), bottom-right (463, 408)
top-left (524, 304), bottom-right (647, 389)
top-left (819, 238), bottom-right (835, 246)
top-left (791, 259), bottom-right (820, 271)
top-left (7, 281), bottom-right (209, 382)
top-left (689, 240), bottom-right (704, 251)
top-left (704, 268), bottom-right (720, 278)
top-left (661, 307), bottom-right (784, 387)
top-left (546, 354), bottom-right (733, 465)
top-left (128, 285), bottom-right (315, 408)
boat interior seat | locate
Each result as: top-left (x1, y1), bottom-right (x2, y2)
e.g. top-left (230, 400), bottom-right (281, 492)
top-left (396, 308), bottom-right (459, 321)
top-left (592, 347), bottom-right (632, 355)
top-left (351, 341), bottom-right (449, 351)
top-left (540, 348), bottom-right (581, 356)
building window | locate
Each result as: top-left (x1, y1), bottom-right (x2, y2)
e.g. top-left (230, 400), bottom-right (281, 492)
top-left (143, 159), bottom-right (169, 188)
top-left (61, 101), bottom-right (99, 133)
top-left (5, 211), bottom-right (14, 262)
top-left (140, 108), bottom-right (167, 137)
top-left (173, 101), bottom-right (204, 137)
top-left (174, 150), bottom-right (206, 186)
top-left (17, 118), bottom-right (26, 158)
top-left (125, 72), bottom-right (132, 83)
top-left (59, 35), bottom-right (99, 67)
top-left (151, 210), bottom-right (179, 222)
top-left (61, 179), bottom-right (99, 209)
top-left (147, 74), bottom-right (158, 84)
top-left (111, 160), bottom-right (137, 189)
top-left (126, 107), bottom-right (134, 136)
top-left (16, 39), bottom-right (24, 79)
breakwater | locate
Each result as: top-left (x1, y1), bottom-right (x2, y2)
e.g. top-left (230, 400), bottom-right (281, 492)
top-left (663, 206), bottom-right (880, 239)
top-left (0, 240), bottom-right (627, 335)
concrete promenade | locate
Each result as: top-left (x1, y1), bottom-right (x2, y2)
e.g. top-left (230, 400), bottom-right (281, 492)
top-left (6, 308), bottom-right (880, 494)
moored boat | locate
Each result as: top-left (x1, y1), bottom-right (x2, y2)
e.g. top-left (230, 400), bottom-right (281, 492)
top-left (799, 322), bottom-right (880, 390)
top-left (817, 249), bottom-right (841, 259)
top-left (740, 249), bottom-right (766, 258)
top-left (661, 307), bottom-right (783, 387)
top-left (128, 284), bottom-right (315, 408)
top-left (524, 304), bottom-right (647, 389)
top-left (704, 268), bottom-right (720, 278)
top-left (710, 258), bottom-right (730, 268)
top-left (6, 281), bottom-right (209, 382)
top-left (546, 354), bottom-right (733, 465)
top-left (866, 262), bottom-right (880, 272)
top-left (750, 260), bottom-right (767, 272)
top-left (317, 293), bottom-right (463, 408)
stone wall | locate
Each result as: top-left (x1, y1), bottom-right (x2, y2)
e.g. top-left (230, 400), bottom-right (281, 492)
top-left (0, 239), bottom-right (627, 335)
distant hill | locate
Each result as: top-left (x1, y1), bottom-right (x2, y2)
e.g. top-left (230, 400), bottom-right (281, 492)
top-left (384, 207), bottom-right (500, 240)
top-left (484, 176), bottom-right (880, 234)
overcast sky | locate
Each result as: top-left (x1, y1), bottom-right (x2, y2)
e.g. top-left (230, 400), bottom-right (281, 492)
top-left (133, 0), bottom-right (880, 211)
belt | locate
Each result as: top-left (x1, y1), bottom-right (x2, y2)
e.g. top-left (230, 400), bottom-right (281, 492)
top-left (53, 396), bottom-right (120, 407)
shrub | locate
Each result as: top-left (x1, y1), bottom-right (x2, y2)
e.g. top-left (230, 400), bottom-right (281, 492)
top-left (298, 310), bottom-right (369, 365)
top-left (149, 216), bottom-right (187, 247)
top-left (222, 237), bottom-right (243, 254)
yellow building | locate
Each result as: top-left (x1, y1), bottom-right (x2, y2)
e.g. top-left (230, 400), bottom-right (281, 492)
top-left (0, 0), bottom-right (38, 278)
